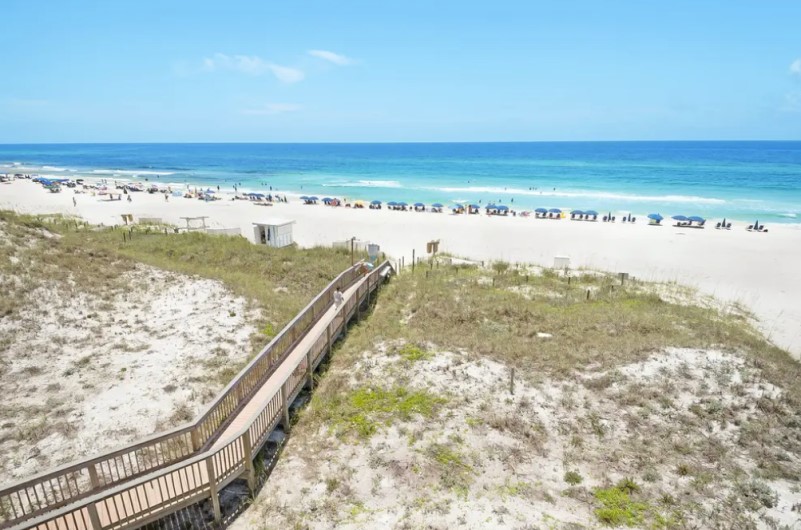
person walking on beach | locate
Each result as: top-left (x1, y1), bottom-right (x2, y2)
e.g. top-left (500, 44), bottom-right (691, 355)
top-left (72, 197), bottom-right (76, 207)
top-left (334, 287), bottom-right (344, 309)
top-left (127, 195), bottom-right (132, 203)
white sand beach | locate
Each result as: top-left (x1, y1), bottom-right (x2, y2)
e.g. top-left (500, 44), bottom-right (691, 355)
top-left (3, 178), bottom-right (800, 358)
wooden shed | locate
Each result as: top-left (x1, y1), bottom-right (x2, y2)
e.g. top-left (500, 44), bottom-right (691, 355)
top-left (253, 218), bottom-right (295, 248)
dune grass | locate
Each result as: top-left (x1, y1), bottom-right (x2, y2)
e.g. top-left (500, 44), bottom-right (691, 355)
top-left (0, 210), bottom-right (361, 355)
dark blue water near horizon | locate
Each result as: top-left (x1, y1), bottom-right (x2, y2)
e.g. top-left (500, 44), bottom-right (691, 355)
top-left (2, 141), bottom-right (800, 222)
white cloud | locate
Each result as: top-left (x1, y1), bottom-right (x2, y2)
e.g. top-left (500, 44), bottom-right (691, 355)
top-left (202, 53), bottom-right (304, 83)
top-left (308, 49), bottom-right (353, 66)
top-left (790, 58), bottom-right (801, 76)
top-left (242, 103), bottom-right (302, 116)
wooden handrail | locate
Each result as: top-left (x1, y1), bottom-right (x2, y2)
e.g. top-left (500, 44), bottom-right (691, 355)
top-left (9, 261), bottom-right (392, 530)
top-left (0, 261), bottom-right (368, 529)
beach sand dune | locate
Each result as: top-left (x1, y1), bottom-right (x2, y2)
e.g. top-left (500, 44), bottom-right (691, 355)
top-left (3, 179), bottom-right (799, 358)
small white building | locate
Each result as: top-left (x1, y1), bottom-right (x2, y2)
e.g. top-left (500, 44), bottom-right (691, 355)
top-left (253, 218), bottom-right (295, 248)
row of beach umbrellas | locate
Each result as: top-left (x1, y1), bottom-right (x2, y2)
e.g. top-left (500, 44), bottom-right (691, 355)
top-left (298, 196), bottom-right (711, 222)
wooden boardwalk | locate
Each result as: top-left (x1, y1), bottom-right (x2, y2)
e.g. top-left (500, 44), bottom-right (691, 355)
top-left (3, 261), bottom-right (391, 530)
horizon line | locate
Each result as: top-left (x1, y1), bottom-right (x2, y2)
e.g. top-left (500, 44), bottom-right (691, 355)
top-left (2, 139), bottom-right (801, 146)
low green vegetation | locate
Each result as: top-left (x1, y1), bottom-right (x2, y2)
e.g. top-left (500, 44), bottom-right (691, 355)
top-left (312, 385), bottom-right (446, 438)
top-left (397, 343), bottom-right (432, 362)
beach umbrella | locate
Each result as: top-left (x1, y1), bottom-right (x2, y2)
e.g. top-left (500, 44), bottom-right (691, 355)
top-left (299, 195), bottom-right (309, 200)
top-left (397, 201), bottom-right (408, 206)
top-left (414, 202), bottom-right (425, 207)
top-left (688, 216), bottom-right (705, 223)
top-left (469, 204), bottom-right (481, 209)
top-left (371, 200), bottom-right (382, 205)
top-left (535, 208), bottom-right (548, 213)
top-left (570, 210), bottom-right (584, 215)
top-left (322, 197), bottom-right (333, 203)
top-left (584, 210), bottom-right (598, 216)
top-left (431, 203), bottom-right (443, 208)
top-left (548, 208), bottom-right (562, 214)
top-left (672, 215), bottom-right (687, 221)
top-left (309, 196), bottom-right (319, 201)
top-left (496, 205), bottom-right (509, 211)
top-left (647, 213), bottom-right (663, 221)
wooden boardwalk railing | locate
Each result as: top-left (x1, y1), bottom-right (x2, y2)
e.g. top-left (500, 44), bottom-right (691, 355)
top-left (0, 260), bottom-right (391, 530)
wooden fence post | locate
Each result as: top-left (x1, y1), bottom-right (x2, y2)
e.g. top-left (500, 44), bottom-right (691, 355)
top-left (326, 323), bottom-right (332, 357)
top-left (242, 431), bottom-right (256, 493)
top-left (88, 463), bottom-right (100, 489)
top-left (87, 503), bottom-right (103, 530)
top-left (281, 383), bottom-right (291, 432)
top-left (306, 350), bottom-right (314, 391)
top-left (205, 458), bottom-right (222, 522)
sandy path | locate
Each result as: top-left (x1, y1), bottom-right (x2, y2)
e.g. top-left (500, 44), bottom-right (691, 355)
top-left (2, 179), bottom-right (799, 358)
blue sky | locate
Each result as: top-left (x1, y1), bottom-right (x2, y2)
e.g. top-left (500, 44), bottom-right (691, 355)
top-left (1, 0), bottom-right (801, 142)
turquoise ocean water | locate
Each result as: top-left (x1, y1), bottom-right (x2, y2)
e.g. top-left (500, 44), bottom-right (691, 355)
top-left (1, 142), bottom-right (800, 223)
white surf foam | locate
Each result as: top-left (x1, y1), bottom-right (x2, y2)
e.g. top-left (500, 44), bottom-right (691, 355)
top-left (323, 180), bottom-right (403, 189)
top-left (91, 169), bottom-right (175, 176)
top-left (427, 186), bottom-right (727, 205)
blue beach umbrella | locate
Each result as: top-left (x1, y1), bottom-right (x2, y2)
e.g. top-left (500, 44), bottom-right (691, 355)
top-left (469, 204), bottom-right (481, 209)
top-left (647, 213), bottom-right (663, 221)
top-left (387, 201), bottom-right (397, 206)
top-left (496, 204), bottom-right (509, 211)
top-left (431, 203), bottom-right (443, 208)
top-left (535, 208), bottom-right (548, 213)
top-left (309, 196), bottom-right (319, 201)
top-left (414, 202), bottom-right (425, 207)
top-left (688, 215), bottom-right (705, 223)
top-left (299, 195), bottom-right (309, 200)
top-left (548, 208), bottom-right (562, 214)
top-left (570, 210), bottom-right (584, 215)
top-left (672, 215), bottom-right (687, 221)
top-left (397, 201), bottom-right (408, 207)
top-left (584, 210), bottom-right (598, 216)
top-left (371, 200), bottom-right (382, 205)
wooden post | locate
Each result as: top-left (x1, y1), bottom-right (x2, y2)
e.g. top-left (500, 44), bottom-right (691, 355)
top-left (306, 350), bottom-right (314, 390)
top-left (191, 427), bottom-right (202, 451)
top-left (326, 323), bottom-right (332, 357)
top-left (206, 458), bottom-right (222, 522)
top-left (351, 237), bottom-right (355, 266)
top-left (412, 249), bottom-right (415, 273)
top-left (242, 430), bottom-right (256, 492)
top-left (88, 463), bottom-right (100, 489)
top-left (87, 503), bottom-right (103, 530)
top-left (586, 289), bottom-right (591, 300)
top-left (510, 367), bottom-right (515, 395)
top-left (281, 383), bottom-right (291, 432)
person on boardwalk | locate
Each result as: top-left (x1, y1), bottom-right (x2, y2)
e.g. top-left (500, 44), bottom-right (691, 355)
top-left (334, 287), bottom-right (344, 308)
